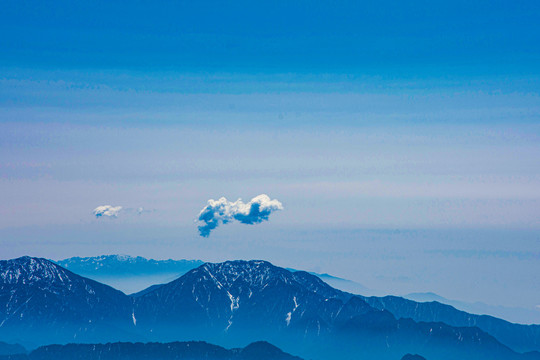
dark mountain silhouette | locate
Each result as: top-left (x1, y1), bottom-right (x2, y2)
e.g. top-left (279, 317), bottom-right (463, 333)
top-left (401, 354), bottom-right (427, 360)
top-left (359, 295), bottom-right (540, 353)
top-left (0, 341), bottom-right (301, 360)
top-left (1, 257), bottom-right (539, 360)
top-left (0, 342), bottom-right (25, 356)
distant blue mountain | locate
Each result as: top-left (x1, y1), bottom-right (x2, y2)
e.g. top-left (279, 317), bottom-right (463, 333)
top-left (285, 268), bottom-right (371, 295)
top-left (54, 255), bottom-right (369, 296)
top-left (53, 255), bottom-right (204, 294)
top-left (54, 256), bottom-right (536, 326)
top-left (1, 257), bottom-right (539, 360)
top-left (357, 294), bottom-right (540, 354)
top-left (55, 255), bottom-right (203, 277)
top-left (405, 292), bottom-right (540, 325)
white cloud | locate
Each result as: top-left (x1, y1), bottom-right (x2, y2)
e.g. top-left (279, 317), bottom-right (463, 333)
top-left (93, 205), bottom-right (123, 218)
top-left (197, 194), bottom-right (283, 237)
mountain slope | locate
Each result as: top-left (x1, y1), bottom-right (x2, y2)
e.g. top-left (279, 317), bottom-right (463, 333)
top-left (133, 260), bottom-right (534, 360)
top-left (405, 292), bottom-right (540, 325)
top-left (0, 257), bottom-right (137, 346)
top-left (133, 260), bottom-right (354, 341)
top-left (359, 294), bottom-right (540, 353)
top-left (0, 257), bottom-right (538, 360)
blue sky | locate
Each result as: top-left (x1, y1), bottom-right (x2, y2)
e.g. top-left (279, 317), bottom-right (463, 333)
top-left (1, 1), bottom-right (539, 317)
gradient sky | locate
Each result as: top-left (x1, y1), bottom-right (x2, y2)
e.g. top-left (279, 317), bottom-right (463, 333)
top-left (1, 1), bottom-right (539, 317)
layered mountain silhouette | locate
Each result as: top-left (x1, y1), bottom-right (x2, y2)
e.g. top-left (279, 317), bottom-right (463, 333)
top-left (0, 341), bottom-right (301, 360)
top-left (405, 292), bottom-right (540, 325)
top-left (54, 255), bottom-right (368, 296)
top-left (357, 294), bottom-right (540, 353)
top-left (401, 355), bottom-right (427, 360)
top-left (1, 257), bottom-right (539, 360)
top-left (0, 342), bottom-right (25, 356)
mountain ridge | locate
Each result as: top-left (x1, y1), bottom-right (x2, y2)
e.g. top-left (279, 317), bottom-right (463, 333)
top-left (54, 255), bottom-right (204, 276)
top-left (404, 292), bottom-right (540, 325)
top-left (0, 257), bottom-right (539, 360)
top-left (0, 257), bottom-right (139, 347)
top-left (54, 255), bottom-right (533, 326)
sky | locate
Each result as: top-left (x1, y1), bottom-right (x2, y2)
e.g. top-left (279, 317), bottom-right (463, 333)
top-left (1, 1), bottom-right (539, 317)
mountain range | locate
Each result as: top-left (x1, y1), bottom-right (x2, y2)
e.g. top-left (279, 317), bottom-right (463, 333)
top-left (53, 255), bottom-right (370, 296)
top-left (53, 256), bottom-right (205, 295)
top-left (404, 292), bottom-right (540, 325)
top-left (53, 255), bottom-right (536, 325)
top-left (1, 256), bottom-right (539, 360)
top-left (55, 256), bottom-right (204, 277)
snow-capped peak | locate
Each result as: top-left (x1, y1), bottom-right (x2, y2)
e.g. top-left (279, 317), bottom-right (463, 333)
top-left (0, 257), bottom-right (72, 285)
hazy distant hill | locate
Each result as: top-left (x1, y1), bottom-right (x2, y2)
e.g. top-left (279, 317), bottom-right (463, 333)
top-left (53, 256), bottom-right (204, 294)
top-left (404, 292), bottom-right (540, 325)
top-left (357, 294), bottom-right (540, 353)
top-left (54, 255), bottom-right (369, 296)
top-left (55, 255), bottom-right (204, 276)
top-left (1, 257), bottom-right (539, 360)
top-left (53, 255), bottom-right (537, 326)
top-left (285, 268), bottom-right (371, 295)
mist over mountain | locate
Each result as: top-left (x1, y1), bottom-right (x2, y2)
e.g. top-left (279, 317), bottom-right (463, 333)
top-left (357, 294), bottom-right (540, 353)
top-left (54, 255), bottom-right (370, 296)
top-left (405, 292), bottom-right (540, 325)
top-left (55, 255), bottom-right (204, 277)
top-left (53, 256), bottom-right (204, 294)
top-left (1, 257), bottom-right (539, 360)
top-left (53, 255), bottom-right (536, 326)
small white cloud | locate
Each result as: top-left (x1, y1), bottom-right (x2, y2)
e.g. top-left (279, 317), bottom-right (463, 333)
top-left (197, 194), bottom-right (283, 237)
top-left (93, 205), bottom-right (123, 218)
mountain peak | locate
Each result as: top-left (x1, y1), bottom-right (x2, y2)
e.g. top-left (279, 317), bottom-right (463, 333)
top-left (0, 257), bottom-right (135, 346)
top-left (0, 256), bottom-right (68, 285)
top-left (184, 260), bottom-right (343, 301)
top-left (133, 259), bottom-right (353, 337)
top-left (200, 260), bottom-right (287, 289)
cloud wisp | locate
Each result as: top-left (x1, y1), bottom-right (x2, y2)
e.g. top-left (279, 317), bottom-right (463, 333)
top-left (93, 205), bottom-right (123, 218)
top-left (197, 194), bottom-right (283, 237)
